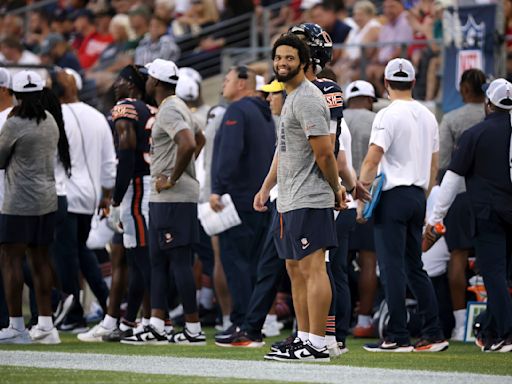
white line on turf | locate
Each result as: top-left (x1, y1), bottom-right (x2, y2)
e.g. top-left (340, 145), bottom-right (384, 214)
top-left (0, 350), bottom-right (510, 384)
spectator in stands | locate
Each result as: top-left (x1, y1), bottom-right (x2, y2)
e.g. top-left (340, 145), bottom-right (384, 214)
top-left (128, 6), bottom-right (151, 43)
top-left (365, 0), bottom-right (413, 97)
top-left (87, 14), bottom-right (138, 94)
top-left (111, 0), bottom-right (142, 14)
top-left (25, 10), bottom-right (52, 54)
top-left (406, 0), bottom-right (434, 67)
top-left (0, 37), bottom-right (42, 78)
top-left (134, 16), bottom-right (180, 66)
top-left (71, 8), bottom-right (113, 70)
top-left (310, 1), bottom-right (351, 63)
top-left (174, 0), bottom-right (219, 37)
top-left (0, 14), bottom-right (23, 41)
top-left (154, 0), bottom-right (176, 36)
top-left (50, 9), bottom-right (75, 40)
top-left (40, 33), bottom-right (83, 75)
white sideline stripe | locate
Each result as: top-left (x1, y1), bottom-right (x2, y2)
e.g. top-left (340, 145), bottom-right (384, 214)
top-left (0, 350), bottom-right (510, 384)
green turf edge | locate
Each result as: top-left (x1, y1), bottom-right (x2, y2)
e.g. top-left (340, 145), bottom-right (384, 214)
top-left (0, 331), bottom-right (510, 377)
top-left (0, 365), bottom-right (296, 384)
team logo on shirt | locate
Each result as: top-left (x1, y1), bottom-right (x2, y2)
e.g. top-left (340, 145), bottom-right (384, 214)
top-left (323, 92), bottom-right (343, 109)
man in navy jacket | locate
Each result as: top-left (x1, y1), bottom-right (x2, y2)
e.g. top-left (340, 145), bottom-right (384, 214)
top-left (210, 66), bottom-right (275, 333)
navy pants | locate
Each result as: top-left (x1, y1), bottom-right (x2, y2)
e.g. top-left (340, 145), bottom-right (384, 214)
top-left (219, 210), bottom-right (270, 326)
top-left (474, 212), bottom-right (512, 339)
top-left (54, 211), bottom-right (109, 324)
top-left (374, 186), bottom-right (443, 344)
top-left (330, 208), bottom-right (356, 342)
top-left (243, 204), bottom-right (286, 338)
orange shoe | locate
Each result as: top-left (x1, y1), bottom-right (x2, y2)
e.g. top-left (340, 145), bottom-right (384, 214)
top-left (353, 324), bottom-right (375, 338)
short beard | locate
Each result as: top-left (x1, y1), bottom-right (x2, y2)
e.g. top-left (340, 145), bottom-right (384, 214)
top-left (274, 64), bottom-right (301, 82)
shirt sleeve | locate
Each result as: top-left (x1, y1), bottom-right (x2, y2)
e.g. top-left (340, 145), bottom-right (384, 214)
top-left (448, 129), bottom-right (477, 177)
top-left (294, 93), bottom-right (330, 138)
top-left (0, 119), bottom-right (17, 169)
top-left (438, 115), bottom-right (453, 169)
top-left (159, 105), bottom-right (190, 140)
top-left (432, 116), bottom-right (440, 153)
top-left (111, 101), bottom-right (139, 124)
top-left (369, 110), bottom-right (393, 152)
top-left (100, 119), bottom-right (117, 189)
top-left (211, 105), bottom-right (245, 195)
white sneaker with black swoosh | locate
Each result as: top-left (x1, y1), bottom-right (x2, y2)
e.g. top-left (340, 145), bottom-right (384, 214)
top-left (170, 327), bottom-right (206, 346)
top-left (270, 340), bottom-right (330, 362)
top-left (120, 325), bottom-right (168, 345)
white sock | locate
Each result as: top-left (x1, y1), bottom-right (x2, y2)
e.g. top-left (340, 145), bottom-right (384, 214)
top-left (309, 333), bottom-right (326, 349)
top-left (149, 317), bottom-right (165, 333)
top-left (9, 317), bottom-right (25, 331)
top-left (297, 331), bottom-right (309, 343)
top-left (119, 322), bottom-right (131, 332)
top-left (265, 314), bottom-right (277, 324)
top-left (453, 309), bottom-right (466, 329)
top-left (142, 317), bottom-right (150, 327)
top-left (325, 334), bottom-right (337, 348)
top-left (102, 315), bottom-right (117, 330)
top-left (186, 322), bottom-right (201, 334)
top-left (199, 287), bottom-right (214, 310)
top-left (37, 316), bottom-right (53, 331)
top-left (222, 315), bottom-right (232, 329)
top-left (357, 315), bottom-right (372, 327)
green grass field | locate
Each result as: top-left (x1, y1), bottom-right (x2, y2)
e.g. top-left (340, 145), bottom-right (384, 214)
top-left (0, 328), bottom-right (511, 382)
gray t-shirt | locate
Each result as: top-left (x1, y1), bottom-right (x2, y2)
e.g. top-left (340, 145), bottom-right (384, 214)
top-left (344, 108), bottom-right (376, 174)
top-left (0, 112), bottom-right (59, 215)
top-left (150, 96), bottom-right (199, 203)
top-left (439, 102), bottom-right (485, 170)
top-left (277, 79), bottom-right (333, 213)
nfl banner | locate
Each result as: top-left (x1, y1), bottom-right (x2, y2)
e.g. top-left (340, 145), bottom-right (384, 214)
top-left (442, 4), bottom-right (496, 112)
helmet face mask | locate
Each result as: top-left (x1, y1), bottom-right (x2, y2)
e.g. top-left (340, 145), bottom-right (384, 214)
top-left (288, 23), bottom-right (333, 72)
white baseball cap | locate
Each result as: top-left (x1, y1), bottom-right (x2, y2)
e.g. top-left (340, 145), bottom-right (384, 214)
top-left (12, 70), bottom-right (44, 92)
top-left (178, 67), bottom-right (202, 84)
top-left (176, 75), bottom-right (199, 101)
top-left (384, 58), bottom-right (415, 82)
top-left (345, 80), bottom-right (376, 102)
top-left (146, 59), bottom-right (179, 84)
top-left (0, 68), bottom-right (11, 89)
top-left (484, 78), bottom-right (512, 110)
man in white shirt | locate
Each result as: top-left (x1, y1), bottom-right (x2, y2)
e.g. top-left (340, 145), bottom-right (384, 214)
top-left (358, 58), bottom-right (447, 352)
top-left (51, 69), bottom-right (117, 331)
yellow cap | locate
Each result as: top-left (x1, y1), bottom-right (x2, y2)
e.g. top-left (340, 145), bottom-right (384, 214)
top-left (260, 80), bottom-right (284, 93)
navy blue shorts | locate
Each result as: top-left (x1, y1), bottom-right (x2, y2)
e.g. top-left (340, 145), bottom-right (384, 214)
top-left (111, 232), bottom-right (124, 245)
top-left (273, 208), bottom-right (338, 260)
top-left (349, 217), bottom-right (375, 252)
top-left (444, 192), bottom-right (473, 251)
top-left (148, 202), bottom-right (199, 250)
top-left (0, 212), bottom-right (56, 246)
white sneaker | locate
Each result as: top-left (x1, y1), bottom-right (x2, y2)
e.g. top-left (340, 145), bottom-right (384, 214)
top-left (77, 323), bottom-right (114, 342)
top-left (0, 326), bottom-right (32, 344)
top-left (451, 326), bottom-right (465, 341)
top-left (328, 342), bottom-right (342, 358)
top-left (262, 320), bottom-right (282, 338)
top-left (30, 326), bottom-right (61, 344)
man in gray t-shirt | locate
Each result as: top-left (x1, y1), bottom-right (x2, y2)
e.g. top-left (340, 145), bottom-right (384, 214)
top-left (126, 59), bottom-right (206, 346)
top-left (254, 35), bottom-right (347, 362)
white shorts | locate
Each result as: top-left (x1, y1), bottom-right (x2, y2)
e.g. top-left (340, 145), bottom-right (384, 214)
top-left (120, 175), bottom-right (150, 249)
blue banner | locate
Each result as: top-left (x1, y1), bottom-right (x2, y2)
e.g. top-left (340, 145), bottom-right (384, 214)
top-left (441, 4), bottom-right (496, 113)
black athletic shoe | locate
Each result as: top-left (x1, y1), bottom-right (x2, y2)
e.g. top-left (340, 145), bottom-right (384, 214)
top-left (120, 325), bottom-right (168, 345)
top-left (268, 340), bottom-right (330, 362)
top-left (215, 329), bottom-right (264, 348)
top-left (170, 327), bottom-right (206, 346)
top-left (215, 324), bottom-right (239, 341)
top-left (363, 339), bottom-right (413, 352)
top-left (270, 333), bottom-right (297, 352)
top-left (102, 327), bottom-right (134, 342)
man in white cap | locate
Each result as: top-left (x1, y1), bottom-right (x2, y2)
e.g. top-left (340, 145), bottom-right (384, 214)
top-left (427, 78), bottom-right (512, 352)
top-left (358, 58), bottom-right (447, 352)
top-left (0, 70), bottom-right (60, 344)
top-left (123, 58), bottom-right (205, 345)
top-left (343, 80), bottom-right (378, 338)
